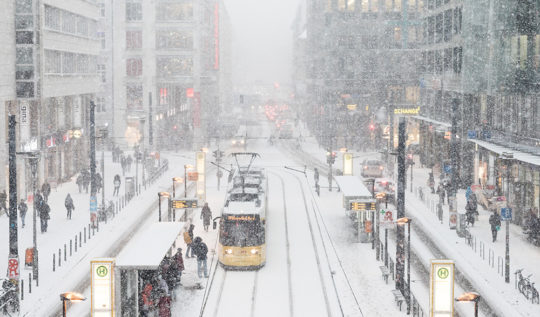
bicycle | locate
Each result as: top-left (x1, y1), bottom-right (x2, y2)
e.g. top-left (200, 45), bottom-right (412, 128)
top-left (515, 269), bottom-right (539, 303)
top-left (0, 279), bottom-right (19, 316)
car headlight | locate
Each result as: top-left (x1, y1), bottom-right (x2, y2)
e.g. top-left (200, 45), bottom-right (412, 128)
top-left (241, 140), bottom-right (245, 144)
top-left (225, 248), bottom-right (233, 254)
top-left (250, 249), bottom-right (259, 255)
top-left (232, 140), bottom-right (236, 145)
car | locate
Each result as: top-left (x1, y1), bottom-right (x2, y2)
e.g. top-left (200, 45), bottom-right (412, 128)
top-left (373, 178), bottom-right (396, 204)
top-left (361, 159), bottom-right (384, 178)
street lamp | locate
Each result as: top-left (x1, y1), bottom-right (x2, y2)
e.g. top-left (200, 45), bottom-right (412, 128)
top-left (455, 292), bottom-right (481, 317)
top-left (500, 152), bottom-right (514, 284)
top-left (396, 217), bottom-right (412, 315)
top-left (60, 292), bottom-right (86, 317)
top-left (158, 192), bottom-right (170, 222)
top-left (172, 177), bottom-right (183, 198)
top-left (184, 164), bottom-right (193, 198)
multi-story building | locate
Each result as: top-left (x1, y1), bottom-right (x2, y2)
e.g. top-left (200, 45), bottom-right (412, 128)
top-left (112, 0), bottom-right (231, 152)
top-left (1, 0), bottom-right (100, 197)
top-left (417, 0), bottom-right (540, 223)
top-left (301, 0), bottom-right (422, 151)
top-left (96, 0), bottom-right (115, 136)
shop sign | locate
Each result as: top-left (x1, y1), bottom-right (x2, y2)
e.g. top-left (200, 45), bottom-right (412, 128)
top-left (343, 153), bottom-right (353, 176)
top-left (394, 106), bottom-right (420, 115)
top-left (467, 130), bottom-right (477, 139)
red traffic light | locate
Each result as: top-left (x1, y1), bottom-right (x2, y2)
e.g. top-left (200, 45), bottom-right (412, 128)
top-left (369, 124), bottom-right (375, 131)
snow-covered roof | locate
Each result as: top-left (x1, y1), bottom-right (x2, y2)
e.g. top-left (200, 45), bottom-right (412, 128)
top-left (115, 222), bottom-right (184, 270)
top-left (335, 176), bottom-right (373, 198)
top-left (470, 139), bottom-right (540, 167)
top-left (224, 201), bottom-right (259, 214)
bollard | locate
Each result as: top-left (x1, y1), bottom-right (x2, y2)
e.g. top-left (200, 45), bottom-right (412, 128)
top-left (116, 202), bottom-right (118, 213)
top-left (21, 279), bottom-right (23, 300)
top-left (59, 249), bottom-right (61, 267)
top-left (53, 253), bottom-right (56, 272)
top-left (84, 228), bottom-right (87, 243)
top-left (93, 224), bottom-right (95, 236)
top-left (64, 244), bottom-right (67, 261)
top-left (29, 273), bottom-right (32, 294)
top-left (70, 240), bottom-right (73, 256)
top-left (79, 231), bottom-right (82, 247)
top-left (75, 236), bottom-right (78, 252)
top-left (88, 223), bottom-right (91, 239)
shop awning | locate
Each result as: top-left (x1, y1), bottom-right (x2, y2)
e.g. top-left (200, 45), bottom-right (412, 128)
top-left (470, 139), bottom-right (540, 167)
top-left (115, 222), bottom-right (185, 270)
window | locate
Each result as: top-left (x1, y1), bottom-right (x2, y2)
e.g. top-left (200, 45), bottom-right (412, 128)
top-left (126, 84), bottom-right (143, 110)
top-left (76, 54), bottom-right (90, 73)
top-left (45, 6), bottom-right (61, 30)
top-left (443, 48), bottom-right (452, 71)
top-left (97, 64), bottom-right (106, 82)
top-left (338, 0), bottom-right (355, 11)
top-left (99, 3), bottom-right (105, 17)
top-left (453, 46), bottom-right (462, 74)
top-left (156, 30), bottom-right (193, 50)
top-left (16, 82), bottom-right (34, 98)
top-left (63, 53), bottom-right (76, 73)
top-left (453, 7), bottom-right (462, 34)
top-left (45, 50), bottom-right (61, 73)
top-left (16, 0), bottom-right (32, 14)
top-left (96, 97), bottom-right (106, 112)
top-left (16, 31), bottom-right (33, 44)
top-left (126, 30), bottom-right (142, 49)
top-left (98, 32), bottom-right (106, 49)
top-left (126, 1), bottom-right (142, 21)
top-left (157, 56), bottom-right (193, 76)
top-left (16, 66), bottom-right (34, 79)
top-left (435, 13), bottom-right (443, 43)
top-left (361, 0), bottom-right (368, 12)
top-left (443, 9), bottom-right (452, 42)
top-left (62, 12), bottom-right (76, 34)
top-left (15, 15), bottom-right (33, 29)
top-left (156, 3), bottom-right (193, 21)
top-left (77, 16), bottom-right (89, 36)
top-left (16, 47), bottom-right (33, 64)
top-left (126, 58), bottom-right (142, 76)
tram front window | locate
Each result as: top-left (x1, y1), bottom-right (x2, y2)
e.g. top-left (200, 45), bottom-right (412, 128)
top-left (220, 220), bottom-right (264, 247)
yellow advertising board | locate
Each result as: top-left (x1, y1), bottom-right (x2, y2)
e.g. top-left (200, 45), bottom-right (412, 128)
top-left (91, 258), bottom-right (115, 317)
top-left (196, 151), bottom-right (206, 201)
top-left (430, 260), bottom-right (454, 317)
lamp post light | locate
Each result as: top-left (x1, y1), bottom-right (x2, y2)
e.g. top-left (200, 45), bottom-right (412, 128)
top-left (158, 192), bottom-right (170, 222)
top-left (60, 292), bottom-right (86, 317)
top-left (455, 292), bottom-right (481, 317)
top-left (397, 217), bottom-right (412, 315)
top-left (172, 177), bottom-right (183, 198)
top-left (184, 164), bottom-right (193, 198)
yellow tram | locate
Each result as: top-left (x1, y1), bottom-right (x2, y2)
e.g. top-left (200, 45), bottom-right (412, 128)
top-left (217, 163), bottom-right (267, 270)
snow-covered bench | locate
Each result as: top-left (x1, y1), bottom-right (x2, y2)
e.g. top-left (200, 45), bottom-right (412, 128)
top-left (379, 265), bottom-right (390, 284)
top-left (391, 289), bottom-right (405, 311)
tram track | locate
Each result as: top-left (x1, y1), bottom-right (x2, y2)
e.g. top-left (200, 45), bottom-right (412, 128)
top-left (279, 139), bottom-right (494, 316)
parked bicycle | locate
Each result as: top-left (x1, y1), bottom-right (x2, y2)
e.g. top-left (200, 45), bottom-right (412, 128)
top-left (515, 269), bottom-right (539, 303)
top-left (0, 279), bottom-right (19, 316)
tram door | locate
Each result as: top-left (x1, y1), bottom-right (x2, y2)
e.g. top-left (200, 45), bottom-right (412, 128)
top-left (357, 210), bottom-right (374, 243)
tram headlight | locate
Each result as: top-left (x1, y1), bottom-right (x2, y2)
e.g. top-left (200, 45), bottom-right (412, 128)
top-left (225, 248), bottom-right (233, 254)
top-left (241, 139), bottom-right (245, 145)
top-left (250, 248), bottom-right (259, 255)
top-left (232, 140), bottom-right (237, 145)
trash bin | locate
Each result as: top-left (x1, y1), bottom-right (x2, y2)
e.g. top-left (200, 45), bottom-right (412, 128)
top-left (25, 248), bottom-right (34, 267)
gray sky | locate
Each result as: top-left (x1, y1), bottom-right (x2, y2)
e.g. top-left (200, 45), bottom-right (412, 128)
top-left (223, 0), bottom-right (302, 87)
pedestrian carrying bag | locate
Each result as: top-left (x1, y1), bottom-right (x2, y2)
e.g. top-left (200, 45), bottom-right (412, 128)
top-left (496, 225), bottom-right (501, 231)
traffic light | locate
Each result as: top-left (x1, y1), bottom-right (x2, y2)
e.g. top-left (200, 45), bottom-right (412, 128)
top-left (369, 123), bottom-right (375, 131)
top-left (326, 150), bottom-right (336, 165)
top-left (213, 150), bottom-right (224, 160)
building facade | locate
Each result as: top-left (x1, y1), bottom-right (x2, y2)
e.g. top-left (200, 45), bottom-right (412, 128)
top-left (1, 0), bottom-right (100, 199)
top-left (111, 0), bottom-right (231, 152)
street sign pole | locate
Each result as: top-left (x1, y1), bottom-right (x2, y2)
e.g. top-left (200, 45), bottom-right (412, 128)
top-left (501, 207), bottom-right (512, 283)
top-left (396, 116), bottom-right (406, 295)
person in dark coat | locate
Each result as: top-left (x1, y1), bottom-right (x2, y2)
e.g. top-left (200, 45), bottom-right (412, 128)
top-left (489, 211), bottom-right (502, 242)
top-left (314, 168), bottom-right (319, 185)
top-left (39, 202), bottom-right (50, 232)
top-left (436, 184), bottom-right (445, 205)
top-left (65, 193), bottom-right (75, 219)
top-left (41, 181), bottom-right (51, 202)
top-left (18, 199), bottom-right (28, 228)
top-left (76, 174), bottom-right (84, 193)
top-left (120, 155), bottom-right (127, 176)
top-left (200, 203), bottom-right (212, 232)
top-left (465, 200), bottom-right (477, 227)
top-left (113, 174), bottom-right (121, 196)
top-left (172, 248), bottom-right (184, 284)
top-left (428, 172), bottom-right (435, 193)
top-left (96, 173), bottom-right (103, 193)
top-left (82, 169), bottom-right (90, 193)
top-left (126, 155), bottom-right (133, 172)
top-left (192, 236), bottom-right (208, 278)
top-left (0, 190), bottom-right (7, 213)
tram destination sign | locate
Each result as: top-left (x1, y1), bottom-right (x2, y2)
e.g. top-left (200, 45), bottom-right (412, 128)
top-left (394, 106), bottom-right (420, 115)
top-left (172, 199), bottom-right (198, 209)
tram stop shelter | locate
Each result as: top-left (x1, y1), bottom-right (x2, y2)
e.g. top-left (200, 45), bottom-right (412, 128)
top-left (114, 222), bottom-right (185, 316)
top-left (335, 176), bottom-right (377, 243)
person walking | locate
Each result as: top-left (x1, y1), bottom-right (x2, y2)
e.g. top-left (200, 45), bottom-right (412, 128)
top-left (39, 201), bottom-right (50, 233)
top-left (201, 203), bottom-right (212, 232)
top-left (314, 168), bottom-right (319, 185)
top-left (428, 172), bottom-right (435, 193)
top-left (96, 173), bottom-right (103, 193)
top-left (126, 155), bottom-right (133, 172)
top-left (465, 200), bottom-right (477, 227)
top-left (0, 189), bottom-right (7, 214)
top-left (41, 181), bottom-right (51, 203)
top-left (192, 237), bottom-right (209, 278)
top-left (113, 174), bottom-right (121, 196)
top-left (65, 193), bottom-right (75, 219)
top-left (172, 248), bottom-right (184, 285)
top-left (76, 174), bottom-right (84, 193)
top-left (120, 155), bottom-right (127, 176)
top-left (18, 199), bottom-right (28, 228)
top-left (489, 211), bottom-right (502, 242)
top-left (436, 184), bottom-right (446, 205)
top-left (183, 224), bottom-right (194, 257)
top-left (82, 169), bottom-right (90, 193)
top-left (140, 280), bottom-right (154, 317)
